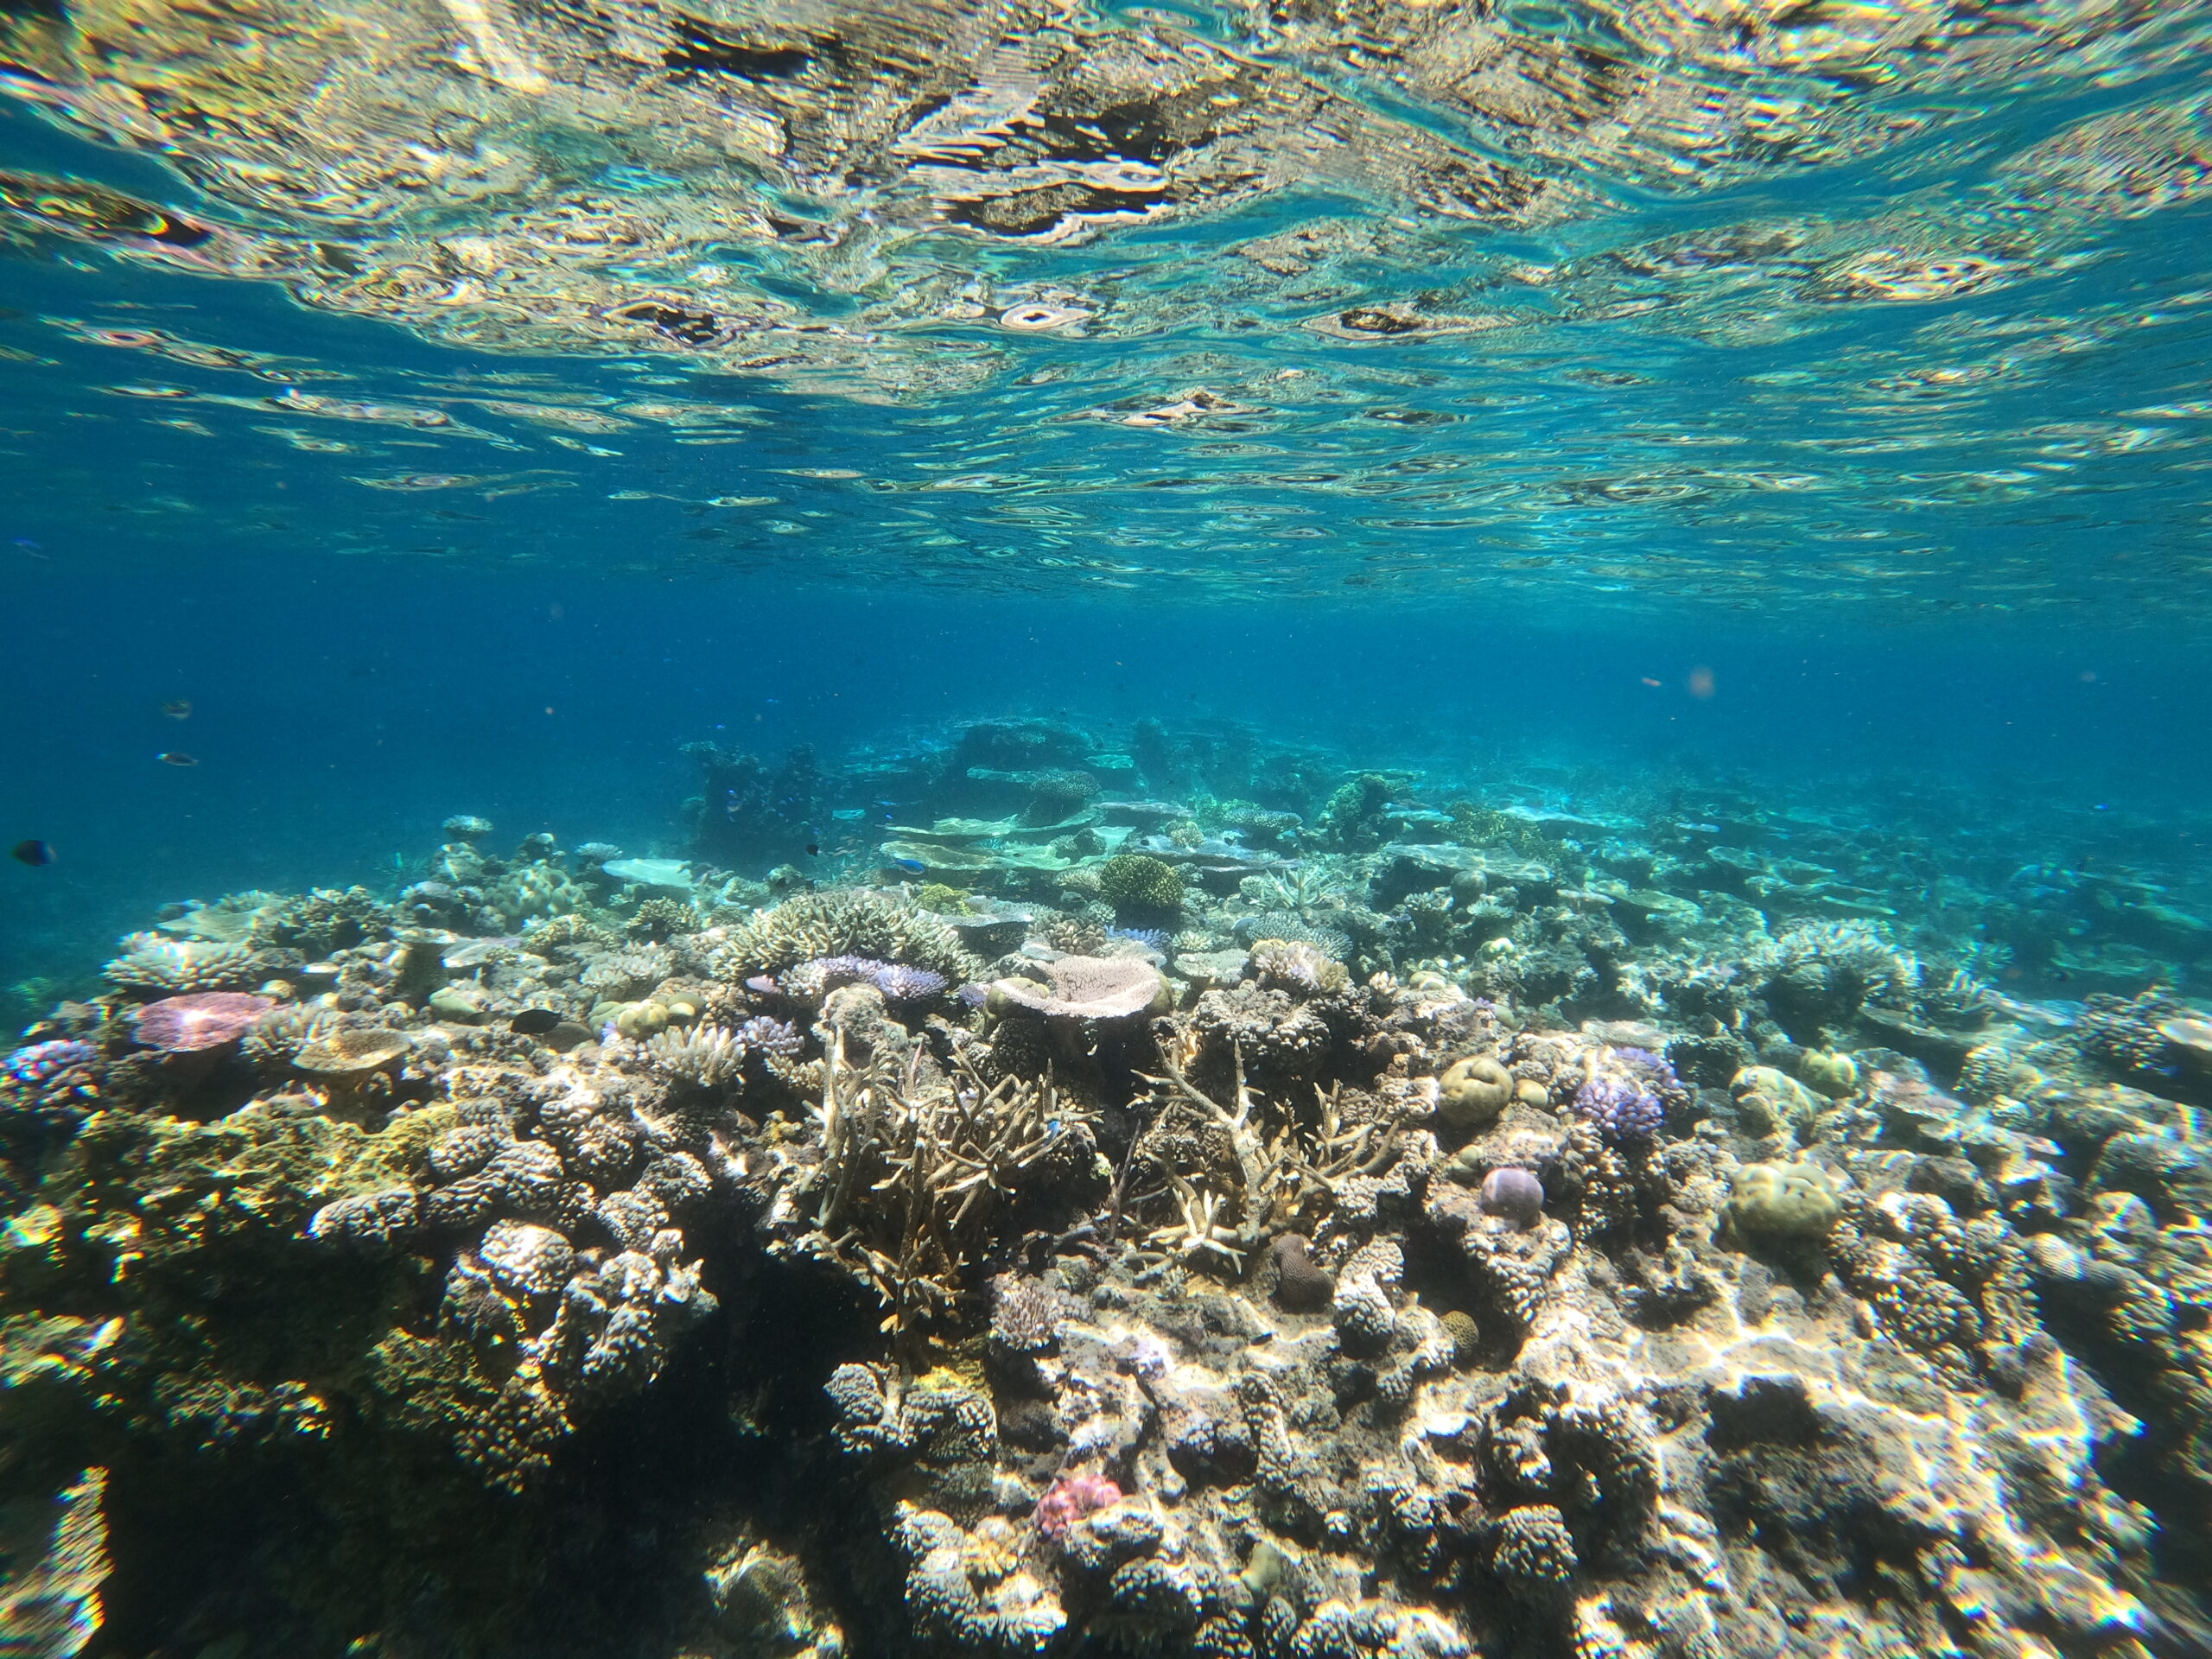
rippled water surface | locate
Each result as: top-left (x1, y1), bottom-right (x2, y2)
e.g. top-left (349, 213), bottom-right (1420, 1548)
top-left (0, 0), bottom-right (2209, 608)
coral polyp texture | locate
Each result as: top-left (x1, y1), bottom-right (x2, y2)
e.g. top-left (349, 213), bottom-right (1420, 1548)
top-left (1, 716), bottom-right (2209, 1656)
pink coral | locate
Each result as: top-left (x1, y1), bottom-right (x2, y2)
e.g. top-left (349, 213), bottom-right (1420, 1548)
top-left (134, 992), bottom-right (276, 1051)
top-left (1033, 1470), bottom-right (1122, 1537)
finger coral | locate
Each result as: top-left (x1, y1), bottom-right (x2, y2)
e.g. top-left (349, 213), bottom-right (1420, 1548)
top-left (103, 936), bottom-right (260, 995)
top-left (719, 891), bottom-right (982, 986)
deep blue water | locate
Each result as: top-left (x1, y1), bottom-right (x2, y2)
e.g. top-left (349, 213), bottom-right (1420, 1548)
top-left (6, 550), bottom-right (2209, 1020)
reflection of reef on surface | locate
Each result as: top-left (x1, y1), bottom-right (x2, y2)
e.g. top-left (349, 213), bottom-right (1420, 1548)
top-left (3, 715), bottom-right (2212, 1656)
top-left (1, 0), bottom-right (2206, 416)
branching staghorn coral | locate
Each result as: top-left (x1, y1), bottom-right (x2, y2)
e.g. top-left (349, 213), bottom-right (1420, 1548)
top-left (797, 1046), bottom-right (1095, 1335)
top-left (1132, 1050), bottom-right (1406, 1270)
top-left (1243, 864), bottom-right (1353, 913)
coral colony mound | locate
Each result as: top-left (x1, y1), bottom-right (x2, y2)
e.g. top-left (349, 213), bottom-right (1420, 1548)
top-left (5, 715), bottom-right (2212, 1659)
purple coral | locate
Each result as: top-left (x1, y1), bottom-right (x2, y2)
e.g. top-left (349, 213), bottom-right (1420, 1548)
top-left (786, 956), bottom-right (948, 1002)
top-left (1613, 1046), bottom-right (1679, 1090)
top-left (871, 963), bottom-right (949, 1001)
top-left (3, 1040), bottom-right (97, 1087)
top-left (134, 992), bottom-right (276, 1052)
top-left (734, 1015), bottom-right (803, 1058)
top-left (1573, 1068), bottom-right (1665, 1140)
top-left (1479, 1166), bottom-right (1547, 1225)
top-left (2, 1039), bottom-right (100, 1128)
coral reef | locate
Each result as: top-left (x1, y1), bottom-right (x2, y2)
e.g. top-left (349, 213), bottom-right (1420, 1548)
top-left (3, 719), bottom-right (2211, 1656)
top-left (1096, 854), bottom-right (1185, 919)
top-left (718, 891), bottom-right (982, 988)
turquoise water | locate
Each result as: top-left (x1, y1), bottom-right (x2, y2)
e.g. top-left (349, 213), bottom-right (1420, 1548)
top-left (4, 2), bottom-right (2212, 1654)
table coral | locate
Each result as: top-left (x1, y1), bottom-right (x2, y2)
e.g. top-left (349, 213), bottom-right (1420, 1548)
top-left (132, 992), bottom-right (275, 1051)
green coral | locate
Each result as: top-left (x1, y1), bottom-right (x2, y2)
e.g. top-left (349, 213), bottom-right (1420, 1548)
top-left (1019, 769), bottom-right (1099, 827)
top-left (1316, 773), bottom-right (1394, 852)
top-left (1798, 1048), bottom-right (1859, 1099)
top-left (721, 891), bottom-right (983, 982)
top-left (1096, 854), bottom-right (1184, 918)
top-left (1725, 1161), bottom-right (1842, 1242)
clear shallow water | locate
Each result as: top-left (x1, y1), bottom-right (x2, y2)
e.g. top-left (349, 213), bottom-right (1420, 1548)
top-left (5, 3), bottom-right (2212, 1656)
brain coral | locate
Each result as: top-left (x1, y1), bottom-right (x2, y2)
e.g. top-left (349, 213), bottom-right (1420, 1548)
top-left (1726, 1161), bottom-right (1842, 1241)
top-left (1438, 1056), bottom-right (1514, 1132)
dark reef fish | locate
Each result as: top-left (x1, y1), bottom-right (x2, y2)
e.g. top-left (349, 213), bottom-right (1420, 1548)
top-left (156, 751), bottom-right (199, 766)
top-left (10, 838), bottom-right (54, 866)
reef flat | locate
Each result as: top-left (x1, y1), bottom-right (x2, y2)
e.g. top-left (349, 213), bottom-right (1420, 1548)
top-left (3, 717), bottom-right (2211, 1659)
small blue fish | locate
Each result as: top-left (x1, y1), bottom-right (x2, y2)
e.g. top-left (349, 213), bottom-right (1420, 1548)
top-left (889, 856), bottom-right (926, 874)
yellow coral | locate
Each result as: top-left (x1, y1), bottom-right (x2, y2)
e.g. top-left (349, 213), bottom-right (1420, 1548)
top-left (1799, 1049), bottom-right (1859, 1099)
top-left (1438, 1055), bottom-right (1515, 1131)
top-left (1726, 1161), bottom-right (1841, 1242)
